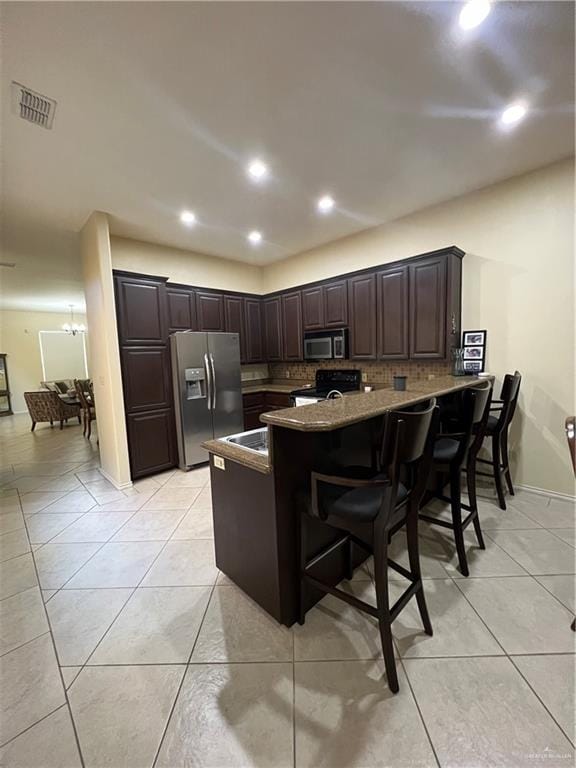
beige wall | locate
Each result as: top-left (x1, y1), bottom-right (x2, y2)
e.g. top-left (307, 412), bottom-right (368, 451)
top-left (0, 309), bottom-right (88, 413)
top-left (111, 236), bottom-right (263, 295)
top-left (81, 213), bottom-right (132, 489)
top-left (265, 159), bottom-right (575, 496)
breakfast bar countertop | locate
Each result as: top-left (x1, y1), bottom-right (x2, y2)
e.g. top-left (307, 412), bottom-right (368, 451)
top-left (202, 437), bottom-right (272, 474)
top-left (260, 375), bottom-right (489, 432)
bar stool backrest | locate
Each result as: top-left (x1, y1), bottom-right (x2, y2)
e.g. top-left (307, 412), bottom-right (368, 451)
top-left (380, 399), bottom-right (438, 494)
top-left (497, 370), bottom-right (521, 431)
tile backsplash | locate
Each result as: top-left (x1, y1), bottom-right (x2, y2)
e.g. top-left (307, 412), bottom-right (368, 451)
top-left (240, 364), bottom-right (270, 381)
top-left (269, 359), bottom-right (451, 384)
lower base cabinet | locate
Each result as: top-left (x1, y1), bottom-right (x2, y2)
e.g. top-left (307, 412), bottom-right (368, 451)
top-left (243, 391), bottom-right (292, 430)
top-left (126, 408), bottom-right (176, 478)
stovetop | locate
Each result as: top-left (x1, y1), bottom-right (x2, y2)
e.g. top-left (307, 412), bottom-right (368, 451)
top-left (291, 369), bottom-right (362, 398)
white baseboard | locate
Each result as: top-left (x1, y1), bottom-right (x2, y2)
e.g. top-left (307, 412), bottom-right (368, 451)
top-left (516, 483), bottom-right (576, 503)
top-left (99, 467), bottom-right (133, 492)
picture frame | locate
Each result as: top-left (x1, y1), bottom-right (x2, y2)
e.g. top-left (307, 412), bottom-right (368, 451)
top-left (461, 329), bottom-right (487, 374)
top-left (463, 330), bottom-right (486, 347)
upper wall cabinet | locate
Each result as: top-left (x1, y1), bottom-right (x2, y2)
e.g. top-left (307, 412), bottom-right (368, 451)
top-left (282, 291), bottom-right (303, 361)
top-left (323, 280), bottom-right (348, 327)
top-left (263, 297), bottom-right (283, 361)
top-left (377, 266), bottom-right (409, 360)
top-left (167, 289), bottom-right (196, 334)
top-left (302, 287), bottom-right (324, 330)
top-left (409, 256), bottom-right (447, 359)
top-left (115, 275), bottom-right (167, 345)
top-left (302, 280), bottom-right (348, 331)
top-left (196, 291), bottom-right (225, 332)
top-left (224, 295), bottom-right (246, 362)
top-left (244, 298), bottom-right (264, 363)
top-left (348, 274), bottom-right (377, 360)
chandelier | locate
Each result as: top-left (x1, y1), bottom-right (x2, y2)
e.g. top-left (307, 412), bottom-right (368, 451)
top-left (62, 305), bottom-right (86, 336)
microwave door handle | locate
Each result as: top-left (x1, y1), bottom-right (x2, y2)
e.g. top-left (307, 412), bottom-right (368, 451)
top-left (209, 353), bottom-right (216, 410)
top-left (204, 354), bottom-right (212, 410)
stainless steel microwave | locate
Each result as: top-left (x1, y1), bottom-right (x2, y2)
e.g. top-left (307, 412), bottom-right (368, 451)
top-left (303, 329), bottom-right (348, 361)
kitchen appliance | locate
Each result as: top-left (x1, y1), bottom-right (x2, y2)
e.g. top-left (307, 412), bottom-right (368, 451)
top-left (290, 368), bottom-right (362, 405)
top-left (171, 331), bottom-right (244, 468)
top-left (303, 329), bottom-right (348, 361)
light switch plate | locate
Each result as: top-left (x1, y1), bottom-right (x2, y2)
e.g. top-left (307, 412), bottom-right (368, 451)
top-left (213, 455), bottom-right (225, 470)
top-left (361, 372), bottom-right (368, 382)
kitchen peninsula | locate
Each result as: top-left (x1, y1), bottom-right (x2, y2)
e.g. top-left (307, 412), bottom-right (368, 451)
top-left (204, 374), bottom-right (486, 626)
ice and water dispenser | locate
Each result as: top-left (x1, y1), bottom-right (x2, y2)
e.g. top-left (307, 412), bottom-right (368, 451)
top-left (185, 368), bottom-right (206, 400)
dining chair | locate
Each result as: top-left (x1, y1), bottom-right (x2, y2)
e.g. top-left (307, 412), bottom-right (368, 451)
top-left (74, 379), bottom-right (96, 438)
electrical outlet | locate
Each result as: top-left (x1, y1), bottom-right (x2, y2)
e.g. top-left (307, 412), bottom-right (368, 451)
top-left (213, 456), bottom-right (225, 470)
top-left (286, 371), bottom-right (290, 378)
top-left (361, 372), bottom-right (368, 383)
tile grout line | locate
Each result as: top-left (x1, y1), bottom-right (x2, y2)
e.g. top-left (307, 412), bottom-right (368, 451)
top-left (10, 485), bottom-right (87, 768)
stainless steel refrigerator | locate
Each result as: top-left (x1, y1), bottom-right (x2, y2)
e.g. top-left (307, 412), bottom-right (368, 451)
top-left (171, 331), bottom-right (244, 469)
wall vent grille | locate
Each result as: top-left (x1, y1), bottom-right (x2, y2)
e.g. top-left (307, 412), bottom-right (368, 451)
top-left (11, 82), bottom-right (56, 129)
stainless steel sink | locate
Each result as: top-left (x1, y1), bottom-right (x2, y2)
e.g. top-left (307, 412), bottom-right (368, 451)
top-left (219, 427), bottom-right (268, 455)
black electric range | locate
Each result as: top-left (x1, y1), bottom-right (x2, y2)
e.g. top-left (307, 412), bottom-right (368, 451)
top-left (290, 369), bottom-right (362, 402)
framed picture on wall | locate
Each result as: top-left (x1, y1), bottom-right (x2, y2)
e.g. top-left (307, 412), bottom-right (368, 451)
top-left (462, 329), bottom-right (487, 374)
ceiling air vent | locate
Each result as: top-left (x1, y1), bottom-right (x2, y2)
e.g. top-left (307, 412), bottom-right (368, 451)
top-left (11, 82), bottom-right (56, 129)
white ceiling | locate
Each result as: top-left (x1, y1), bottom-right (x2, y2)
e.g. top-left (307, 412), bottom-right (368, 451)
top-left (1, 1), bottom-right (574, 311)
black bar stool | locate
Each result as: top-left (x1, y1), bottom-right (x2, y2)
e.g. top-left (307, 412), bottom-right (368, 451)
top-left (419, 381), bottom-right (492, 577)
top-left (299, 399), bottom-right (438, 693)
top-left (475, 371), bottom-right (522, 509)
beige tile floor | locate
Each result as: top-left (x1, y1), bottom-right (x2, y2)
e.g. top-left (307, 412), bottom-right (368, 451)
top-left (0, 413), bottom-right (575, 767)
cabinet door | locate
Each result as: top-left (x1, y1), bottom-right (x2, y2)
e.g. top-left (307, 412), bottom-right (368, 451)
top-left (126, 409), bottom-right (176, 478)
top-left (244, 299), bottom-right (264, 362)
top-left (263, 297), bottom-right (283, 361)
top-left (409, 257), bottom-right (447, 359)
top-left (377, 266), bottom-right (409, 360)
top-left (347, 274), bottom-right (377, 360)
top-left (121, 347), bottom-right (172, 413)
top-left (302, 287), bottom-right (324, 330)
top-left (196, 292), bottom-right (224, 331)
top-left (224, 295), bottom-right (246, 362)
top-left (167, 290), bottom-right (195, 332)
top-left (324, 280), bottom-right (348, 327)
top-left (116, 277), bottom-right (167, 345)
top-left (282, 292), bottom-right (303, 361)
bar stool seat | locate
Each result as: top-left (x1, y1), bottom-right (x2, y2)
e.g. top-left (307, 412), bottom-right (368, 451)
top-left (433, 438), bottom-right (460, 462)
top-left (327, 477), bottom-right (408, 523)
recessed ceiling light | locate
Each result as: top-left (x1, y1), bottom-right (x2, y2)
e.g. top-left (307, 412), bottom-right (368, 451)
top-left (459, 0), bottom-right (491, 30)
top-left (180, 210), bottom-right (196, 226)
top-left (247, 159), bottom-right (268, 181)
top-left (500, 103), bottom-right (528, 126)
top-left (317, 195), bottom-right (335, 214)
top-left (248, 230), bottom-right (263, 245)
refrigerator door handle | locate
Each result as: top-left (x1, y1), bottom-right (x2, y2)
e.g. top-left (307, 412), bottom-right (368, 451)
top-left (209, 353), bottom-right (217, 410)
top-left (204, 353), bottom-right (213, 410)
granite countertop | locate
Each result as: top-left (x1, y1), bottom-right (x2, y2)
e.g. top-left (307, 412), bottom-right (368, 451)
top-left (202, 438), bottom-right (271, 474)
top-left (260, 375), bottom-right (490, 432)
top-left (241, 379), bottom-right (313, 395)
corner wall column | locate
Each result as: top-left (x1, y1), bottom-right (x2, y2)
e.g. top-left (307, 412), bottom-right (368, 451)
top-left (81, 212), bottom-right (132, 488)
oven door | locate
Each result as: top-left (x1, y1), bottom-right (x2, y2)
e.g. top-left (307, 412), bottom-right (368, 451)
top-left (304, 336), bottom-right (333, 360)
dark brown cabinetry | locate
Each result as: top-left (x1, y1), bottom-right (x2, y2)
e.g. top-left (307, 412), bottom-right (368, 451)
top-left (348, 274), bottom-right (377, 360)
top-left (377, 266), bottom-right (409, 360)
top-left (244, 299), bottom-right (264, 363)
top-left (224, 295), bottom-right (246, 362)
top-left (242, 391), bottom-right (292, 430)
top-left (302, 280), bottom-right (348, 331)
top-left (114, 273), bottom-right (177, 480)
top-left (166, 289), bottom-right (196, 333)
top-left (323, 280), bottom-right (348, 327)
top-left (263, 297), bottom-right (283, 361)
top-left (196, 291), bottom-right (225, 332)
top-left (409, 256), bottom-right (447, 359)
top-left (282, 291), bottom-right (303, 361)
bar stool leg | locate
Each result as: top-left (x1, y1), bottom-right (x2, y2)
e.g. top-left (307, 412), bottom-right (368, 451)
top-left (373, 533), bottom-right (399, 693)
top-left (501, 429), bottom-right (515, 496)
top-left (450, 467), bottom-right (469, 577)
top-left (492, 434), bottom-right (506, 510)
top-left (345, 538), bottom-right (354, 581)
top-left (466, 455), bottom-right (485, 550)
top-left (405, 502), bottom-right (433, 636)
